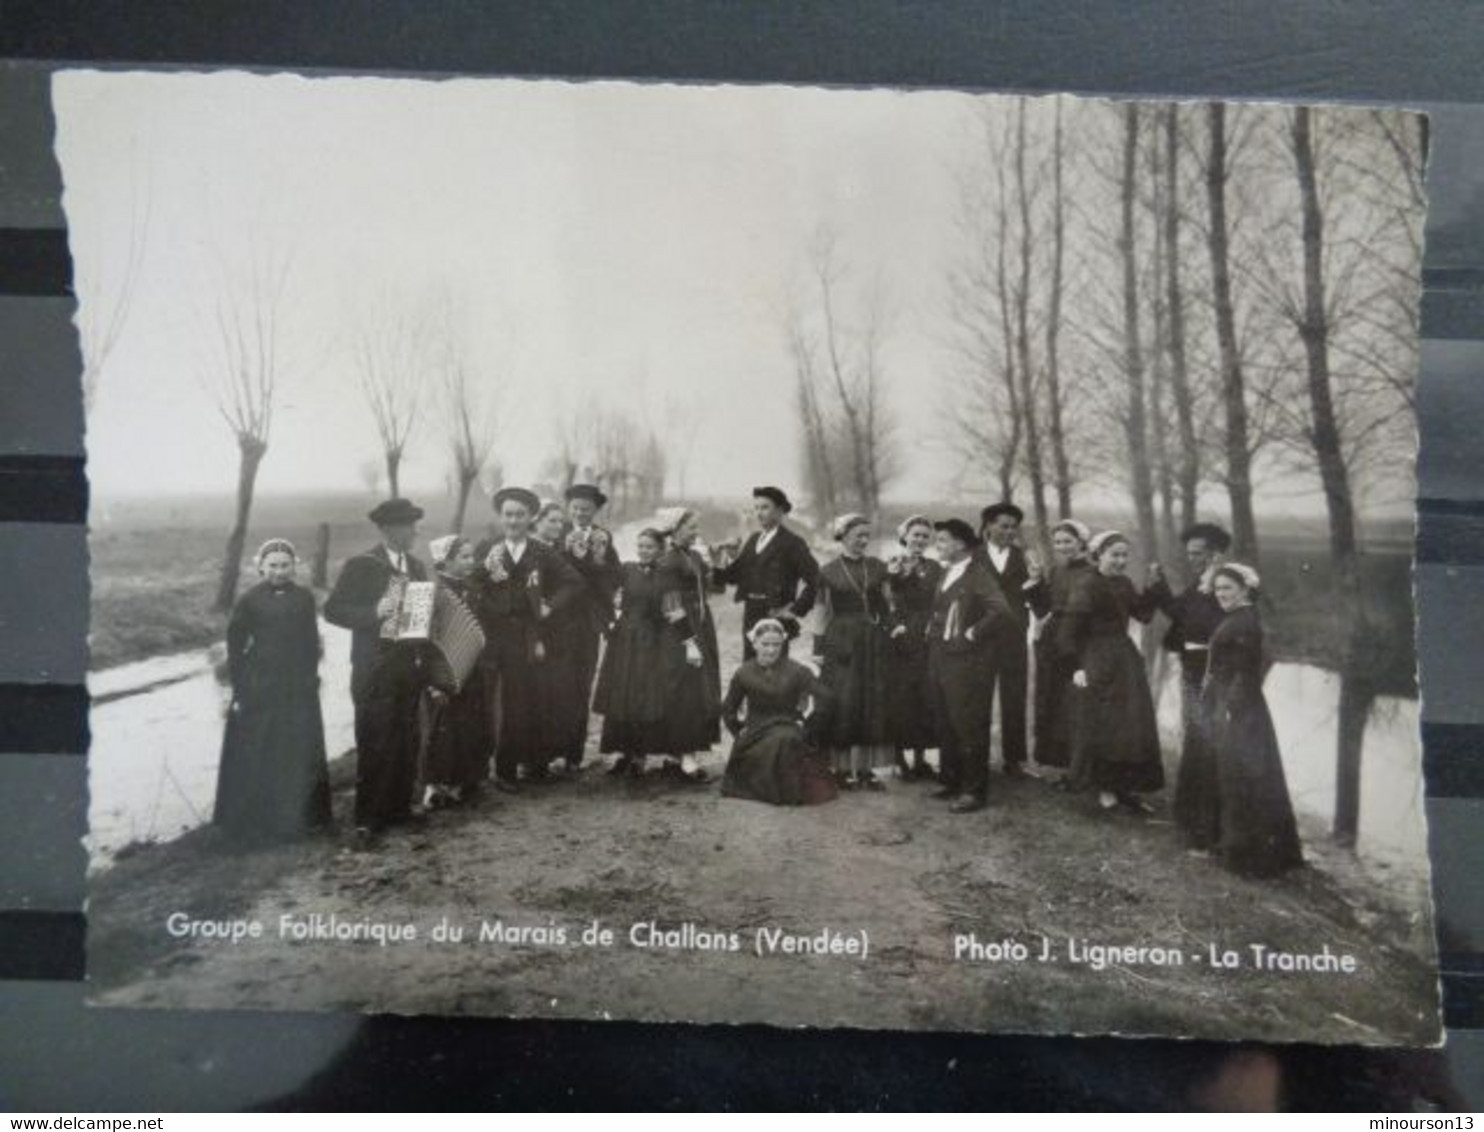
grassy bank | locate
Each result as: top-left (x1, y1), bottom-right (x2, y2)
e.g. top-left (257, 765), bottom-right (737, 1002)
top-left (89, 495), bottom-right (1417, 695)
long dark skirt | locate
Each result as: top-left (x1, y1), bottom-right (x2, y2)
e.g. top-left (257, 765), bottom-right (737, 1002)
top-left (423, 666), bottom-right (492, 792)
top-left (887, 641), bottom-right (937, 750)
top-left (596, 617), bottom-right (670, 755)
top-left (1183, 688), bottom-right (1303, 877)
top-left (722, 719), bottom-right (837, 806)
top-left (1074, 635), bottom-right (1164, 794)
top-left (536, 644), bottom-right (587, 762)
top-left (659, 622), bottom-right (722, 756)
top-left (1033, 637), bottom-right (1079, 769)
top-left (215, 681), bottom-right (330, 844)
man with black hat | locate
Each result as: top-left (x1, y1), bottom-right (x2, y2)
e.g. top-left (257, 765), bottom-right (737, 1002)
top-left (713, 485), bottom-right (820, 658)
top-left (927, 517), bottom-right (1013, 813)
top-left (978, 501), bottom-right (1033, 778)
top-left (1148, 521), bottom-right (1232, 754)
top-left (473, 485), bottom-right (585, 791)
top-left (324, 497), bottom-right (430, 839)
top-left (561, 483), bottom-right (622, 771)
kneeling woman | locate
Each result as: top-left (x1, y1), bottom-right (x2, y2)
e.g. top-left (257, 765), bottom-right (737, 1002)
top-left (1066, 530), bottom-right (1164, 812)
top-left (721, 619), bottom-right (838, 806)
top-left (1175, 564), bottom-right (1303, 877)
top-left (214, 539), bottom-right (331, 845)
top-left (421, 535), bottom-right (493, 807)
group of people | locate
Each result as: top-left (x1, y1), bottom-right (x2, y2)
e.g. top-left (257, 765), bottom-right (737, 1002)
top-left (212, 481), bottom-right (1304, 878)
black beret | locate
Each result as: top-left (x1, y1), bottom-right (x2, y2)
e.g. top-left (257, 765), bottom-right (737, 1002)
top-left (564, 483), bottom-right (609, 509)
top-left (367, 497), bottom-right (425, 526)
top-left (1179, 522), bottom-right (1232, 552)
top-left (752, 486), bottom-right (792, 513)
top-left (492, 486), bottom-right (541, 514)
top-left (934, 518), bottom-right (978, 547)
top-left (979, 501), bottom-right (1025, 530)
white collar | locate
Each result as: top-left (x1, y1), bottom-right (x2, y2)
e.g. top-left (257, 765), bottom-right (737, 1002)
top-left (506, 539), bottom-right (528, 561)
top-left (941, 557), bottom-right (970, 590)
top-left (986, 543), bottom-right (1012, 567)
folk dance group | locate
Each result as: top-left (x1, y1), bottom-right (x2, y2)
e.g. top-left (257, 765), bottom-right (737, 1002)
top-left (212, 484), bottom-right (1304, 879)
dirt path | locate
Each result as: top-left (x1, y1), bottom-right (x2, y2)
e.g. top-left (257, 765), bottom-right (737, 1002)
top-left (87, 603), bottom-right (1440, 1046)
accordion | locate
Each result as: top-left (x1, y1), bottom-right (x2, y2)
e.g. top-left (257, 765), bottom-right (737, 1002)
top-left (380, 578), bottom-right (487, 694)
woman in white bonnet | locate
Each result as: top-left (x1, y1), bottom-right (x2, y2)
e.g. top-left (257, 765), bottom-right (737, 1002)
top-left (653, 506), bottom-right (721, 783)
top-left (420, 535), bottom-right (492, 808)
top-left (213, 538), bottom-right (331, 844)
top-left (812, 513), bottom-right (901, 790)
top-left (1175, 562), bottom-right (1303, 877)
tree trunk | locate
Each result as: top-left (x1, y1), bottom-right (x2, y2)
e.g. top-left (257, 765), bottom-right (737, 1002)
top-left (1163, 104), bottom-right (1200, 533)
top-left (1148, 119), bottom-right (1179, 560)
top-left (1045, 97), bottom-right (1073, 519)
top-left (452, 469), bottom-right (477, 535)
top-left (1205, 102), bottom-right (1260, 562)
top-left (214, 435), bottom-right (267, 613)
top-left (1292, 105), bottom-right (1365, 845)
top-left (1013, 99), bottom-right (1050, 529)
top-left (1120, 105), bottom-right (1158, 556)
top-left (311, 521), bottom-right (330, 589)
top-left (385, 450), bottom-right (402, 499)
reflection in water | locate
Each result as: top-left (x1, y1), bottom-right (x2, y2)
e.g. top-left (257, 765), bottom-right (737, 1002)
top-left (1156, 663), bottom-right (1425, 878)
top-left (87, 623), bottom-right (356, 866)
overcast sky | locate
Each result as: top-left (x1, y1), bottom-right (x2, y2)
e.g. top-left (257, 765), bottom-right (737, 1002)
top-left (55, 71), bottom-right (1421, 520)
top-left (57, 70), bottom-right (982, 503)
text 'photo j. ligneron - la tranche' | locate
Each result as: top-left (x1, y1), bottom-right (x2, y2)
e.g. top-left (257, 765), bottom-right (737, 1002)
top-left (58, 69), bottom-right (1439, 1044)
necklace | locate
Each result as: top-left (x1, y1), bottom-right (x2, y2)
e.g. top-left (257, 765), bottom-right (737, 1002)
top-left (839, 555), bottom-right (880, 625)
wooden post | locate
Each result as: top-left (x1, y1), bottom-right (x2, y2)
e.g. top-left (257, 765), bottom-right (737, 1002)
top-left (312, 522), bottom-right (331, 589)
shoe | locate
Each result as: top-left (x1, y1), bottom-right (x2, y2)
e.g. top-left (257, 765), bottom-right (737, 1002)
top-left (494, 777), bottom-right (522, 795)
top-left (860, 774), bottom-right (886, 792)
top-left (931, 786), bottom-right (958, 800)
top-left (1002, 762), bottom-right (1026, 780)
top-left (607, 756), bottom-right (632, 777)
top-left (1097, 791), bottom-right (1118, 810)
top-left (1117, 793), bottom-right (1156, 815)
top-left (950, 794), bottom-right (987, 813)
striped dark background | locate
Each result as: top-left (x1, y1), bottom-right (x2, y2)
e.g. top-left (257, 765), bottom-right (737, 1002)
top-left (1, 1), bottom-right (1482, 1110)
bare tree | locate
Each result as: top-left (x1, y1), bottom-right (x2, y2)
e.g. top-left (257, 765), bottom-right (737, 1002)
top-left (79, 156), bottom-right (151, 415)
top-left (788, 228), bottom-right (897, 519)
top-left (1043, 97), bottom-right (1074, 518)
top-left (1119, 105), bottom-right (1159, 556)
top-left (201, 237), bottom-right (293, 613)
top-left (1161, 104), bottom-right (1201, 533)
top-left (1204, 102), bottom-right (1261, 562)
top-left (353, 294), bottom-right (430, 498)
top-left (1011, 99), bottom-right (1051, 530)
top-left (435, 315), bottom-right (501, 535)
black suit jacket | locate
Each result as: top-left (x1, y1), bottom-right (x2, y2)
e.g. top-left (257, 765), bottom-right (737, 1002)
top-left (471, 538), bottom-right (585, 659)
top-left (1149, 576), bottom-right (1226, 684)
top-left (714, 524), bottom-right (820, 618)
top-left (926, 558), bottom-right (1012, 663)
top-left (564, 523), bottom-right (622, 636)
top-left (978, 543), bottom-right (1032, 624)
top-left (323, 544), bottom-right (428, 702)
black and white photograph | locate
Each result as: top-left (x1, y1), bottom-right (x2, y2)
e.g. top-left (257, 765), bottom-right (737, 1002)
top-left (59, 68), bottom-right (1438, 1044)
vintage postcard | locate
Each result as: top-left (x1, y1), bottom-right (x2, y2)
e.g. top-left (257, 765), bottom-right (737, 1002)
top-left (58, 69), bottom-right (1438, 1044)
